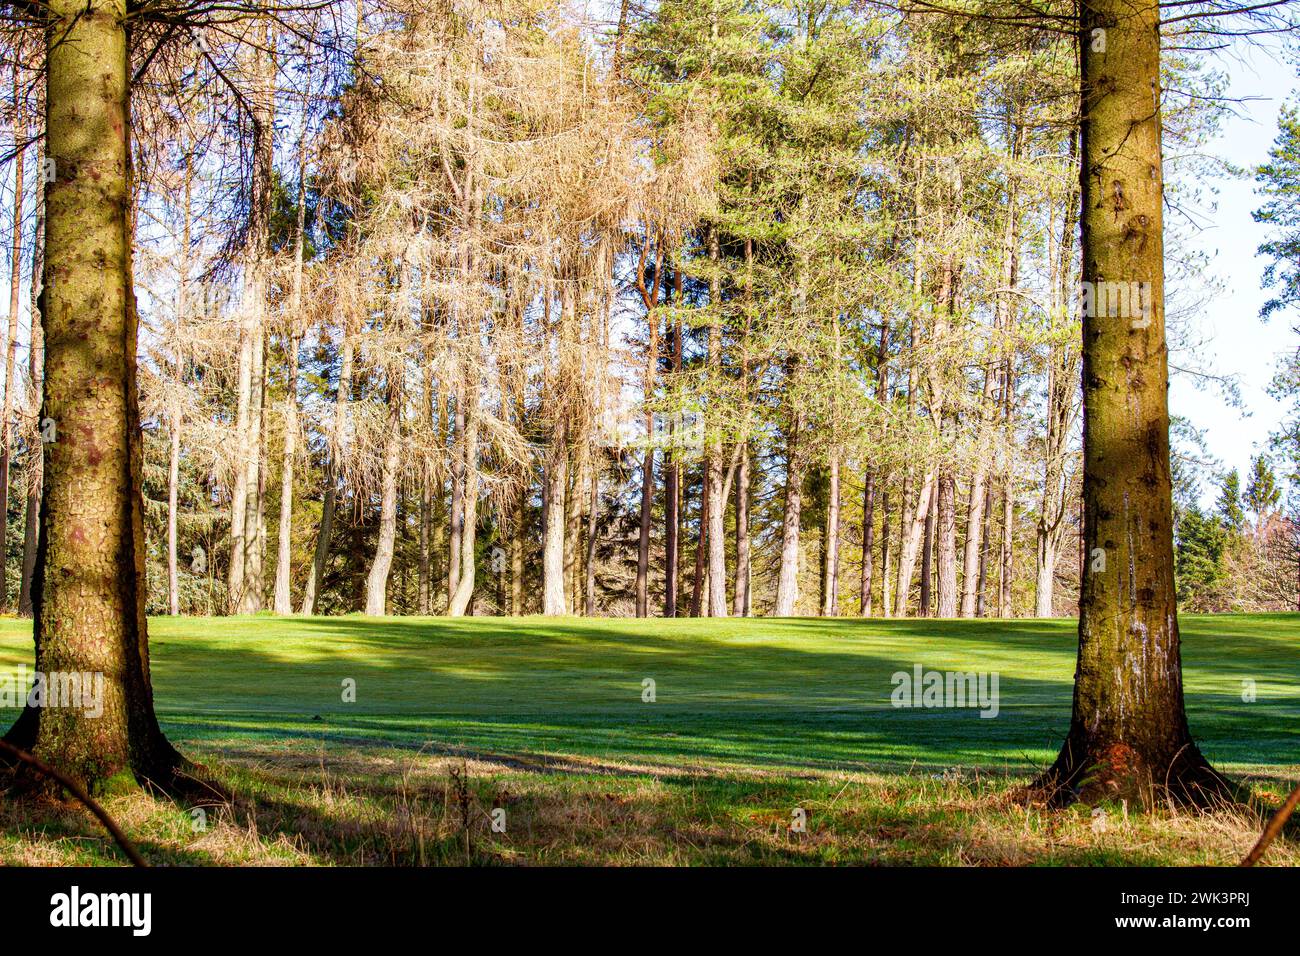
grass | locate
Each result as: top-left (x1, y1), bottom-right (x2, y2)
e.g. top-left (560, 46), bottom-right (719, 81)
top-left (0, 612), bottom-right (1296, 865)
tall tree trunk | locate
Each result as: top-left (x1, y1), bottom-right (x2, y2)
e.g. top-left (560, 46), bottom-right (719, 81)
top-left (773, 415), bottom-right (804, 616)
top-left (706, 226), bottom-right (727, 618)
top-left (689, 474), bottom-right (707, 617)
top-left (1036, 131), bottom-right (1081, 619)
top-left (1036, 0), bottom-right (1226, 805)
top-left (5, 0), bottom-right (184, 791)
top-left (364, 377), bottom-right (403, 615)
top-left (510, 490), bottom-right (524, 615)
top-left (273, 116), bottom-right (310, 615)
top-left (893, 472), bottom-right (934, 618)
top-left (861, 472), bottom-right (875, 616)
top-left (665, 288), bottom-right (683, 616)
top-left (300, 335), bottom-right (352, 614)
top-left (166, 155), bottom-right (192, 618)
top-left (920, 495), bottom-right (934, 616)
top-left (448, 394), bottom-right (480, 617)
top-left (18, 139), bottom-right (43, 618)
top-left (0, 65), bottom-right (26, 611)
top-left (636, 444), bottom-right (654, 617)
top-left (935, 473), bottom-right (957, 617)
top-left (976, 483), bottom-right (992, 617)
top-left (634, 238), bottom-right (664, 618)
top-left (564, 450), bottom-right (581, 611)
top-left (733, 441), bottom-right (750, 616)
top-left (584, 467), bottom-right (598, 615)
top-left (542, 418), bottom-right (568, 615)
top-left (418, 476), bottom-right (430, 614)
top-left (448, 389), bottom-right (464, 601)
top-left (880, 488), bottom-right (891, 617)
top-left (823, 455), bottom-right (840, 616)
top-left (230, 25), bottom-right (274, 615)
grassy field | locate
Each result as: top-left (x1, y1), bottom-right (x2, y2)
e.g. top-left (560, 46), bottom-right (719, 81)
top-left (0, 613), bottom-right (1296, 866)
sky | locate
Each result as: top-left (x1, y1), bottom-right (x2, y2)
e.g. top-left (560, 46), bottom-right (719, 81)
top-left (1170, 34), bottom-right (1297, 492)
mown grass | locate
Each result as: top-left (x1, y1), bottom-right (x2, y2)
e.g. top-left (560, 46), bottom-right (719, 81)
top-left (0, 613), bottom-right (1295, 865)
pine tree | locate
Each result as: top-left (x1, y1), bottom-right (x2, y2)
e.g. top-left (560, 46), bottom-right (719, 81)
top-left (1216, 468), bottom-right (1245, 531)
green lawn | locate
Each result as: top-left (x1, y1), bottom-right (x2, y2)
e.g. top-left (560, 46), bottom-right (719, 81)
top-left (0, 613), bottom-right (1296, 865)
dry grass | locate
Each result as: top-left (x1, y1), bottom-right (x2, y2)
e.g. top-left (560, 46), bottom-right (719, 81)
top-left (1, 739), bottom-right (1295, 867)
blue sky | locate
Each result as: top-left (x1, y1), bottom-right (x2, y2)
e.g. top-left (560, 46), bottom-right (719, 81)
top-left (1171, 35), bottom-right (1297, 489)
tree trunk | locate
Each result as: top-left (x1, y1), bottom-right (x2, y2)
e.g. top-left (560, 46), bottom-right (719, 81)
top-left (732, 441), bottom-right (750, 616)
top-left (542, 418), bottom-right (568, 615)
top-left (706, 226), bottom-right (727, 618)
top-left (272, 334), bottom-right (300, 614)
top-left (5, 0), bottom-right (184, 792)
top-left (976, 483), bottom-right (992, 617)
top-left (665, 299), bottom-right (683, 616)
top-left (300, 335), bottom-right (352, 614)
top-left (229, 26), bottom-right (274, 615)
top-left (1036, 0), bottom-right (1226, 805)
top-left (272, 122), bottom-right (310, 615)
top-left (448, 389), bottom-right (464, 601)
top-left (636, 443), bottom-right (653, 617)
top-left (447, 395), bottom-right (479, 617)
top-left (18, 153), bottom-right (43, 618)
top-left (510, 492), bottom-right (524, 615)
top-left (893, 472), bottom-right (934, 618)
top-left (584, 467), bottom-right (598, 615)
top-left (935, 472), bottom-right (957, 617)
top-left (0, 68), bottom-right (25, 612)
top-left (861, 473), bottom-right (875, 616)
top-left (364, 379), bottom-right (403, 615)
top-left (565, 451), bottom-right (581, 611)
top-left (773, 415), bottom-right (804, 616)
top-left (920, 494), bottom-right (934, 616)
top-left (1034, 539), bottom-right (1056, 617)
top-left (880, 488), bottom-right (891, 617)
top-left (823, 455), bottom-right (840, 616)
top-left (689, 475), bottom-right (707, 617)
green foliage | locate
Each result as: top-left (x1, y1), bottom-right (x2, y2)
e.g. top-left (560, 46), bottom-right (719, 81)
top-left (1245, 453), bottom-right (1281, 524)
top-left (1215, 468), bottom-right (1245, 530)
top-left (1254, 105), bottom-right (1300, 320)
top-left (1174, 505), bottom-right (1226, 608)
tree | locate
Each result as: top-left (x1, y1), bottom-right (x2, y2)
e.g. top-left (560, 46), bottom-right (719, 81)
top-left (1216, 468), bottom-right (1245, 531)
top-left (1174, 505), bottom-right (1226, 608)
top-left (1245, 454), bottom-right (1280, 528)
top-left (3, 0), bottom-right (185, 793)
top-left (1035, 0), bottom-right (1228, 805)
top-left (1254, 104), bottom-right (1300, 320)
